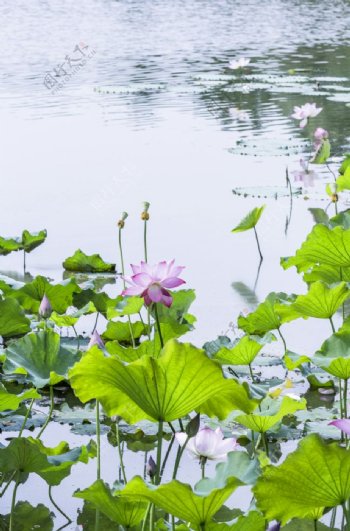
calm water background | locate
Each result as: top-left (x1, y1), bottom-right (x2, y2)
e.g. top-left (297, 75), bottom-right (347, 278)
top-left (1, 0), bottom-right (350, 527)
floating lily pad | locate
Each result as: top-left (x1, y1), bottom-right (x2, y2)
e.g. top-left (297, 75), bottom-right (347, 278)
top-left (232, 185), bottom-right (302, 198)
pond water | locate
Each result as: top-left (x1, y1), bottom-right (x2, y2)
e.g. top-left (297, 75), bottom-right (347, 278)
top-left (1, 0), bottom-right (350, 529)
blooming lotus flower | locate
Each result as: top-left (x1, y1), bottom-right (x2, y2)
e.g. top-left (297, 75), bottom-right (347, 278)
top-left (329, 419), bottom-right (350, 435)
top-left (122, 260), bottom-right (185, 307)
top-left (39, 294), bottom-right (52, 319)
top-left (292, 158), bottom-right (317, 187)
top-left (229, 107), bottom-right (249, 122)
top-left (175, 426), bottom-right (238, 461)
top-left (291, 103), bottom-right (322, 128)
top-left (88, 330), bottom-right (104, 350)
top-left (228, 57), bottom-right (250, 70)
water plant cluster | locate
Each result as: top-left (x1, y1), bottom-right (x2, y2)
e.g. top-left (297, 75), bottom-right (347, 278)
top-left (1, 101), bottom-right (350, 531)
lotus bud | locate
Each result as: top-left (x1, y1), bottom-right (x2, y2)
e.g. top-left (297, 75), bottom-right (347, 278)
top-left (117, 211), bottom-right (128, 229)
top-left (314, 127), bottom-right (328, 141)
top-left (328, 182), bottom-right (338, 203)
top-left (185, 413), bottom-right (200, 438)
top-left (268, 524), bottom-right (281, 531)
top-left (141, 201), bottom-right (150, 221)
top-left (39, 294), bottom-right (52, 319)
top-left (146, 455), bottom-right (156, 479)
top-left (88, 330), bottom-right (104, 350)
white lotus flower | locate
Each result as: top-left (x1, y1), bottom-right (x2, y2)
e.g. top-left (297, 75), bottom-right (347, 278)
top-left (291, 103), bottom-right (322, 128)
top-left (175, 426), bottom-right (238, 461)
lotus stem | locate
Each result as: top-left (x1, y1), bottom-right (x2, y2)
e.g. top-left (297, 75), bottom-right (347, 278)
top-left (155, 420), bottom-right (164, 485)
top-left (96, 400), bottom-right (101, 480)
top-left (9, 474), bottom-right (20, 531)
top-left (116, 421), bottom-right (127, 484)
top-left (72, 325), bottom-right (80, 349)
top-left (249, 363), bottom-right (255, 382)
top-left (118, 226), bottom-right (136, 348)
top-left (253, 226), bottom-right (263, 261)
top-left (144, 217), bottom-right (148, 263)
top-left (92, 312), bottom-right (99, 334)
top-left (262, 432), bottom-right (269, 457)
top-left (330, 507), bottom-right (337, 529)
top-left (277, 327), bottom-right (287, 352)
top-left (141, 503), bottom-right (152, 531)
top-left (36, 385), bottom-right (54, 440)
top-left (23, 250), bottom-right (26, 274)
top-left (173, 435), bottom-right (190, 480)
top-left (0, 471), bottom-right (16, 498)
top-left (200, 456), bottom-right (206, 479)
top-left (160, 435), bottom-right (175, 480)
top-left (330, 317), bottom-right (336, 334)
top-left (48, 485), bottom-right (72, 524)
top-left (154, 304), bottom-right (164, 349)
top-left (18, 398), bottom-right (35, 437)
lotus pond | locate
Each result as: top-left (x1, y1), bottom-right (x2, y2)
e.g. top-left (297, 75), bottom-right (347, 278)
top-left (2, 0), bottom-right (350, 530)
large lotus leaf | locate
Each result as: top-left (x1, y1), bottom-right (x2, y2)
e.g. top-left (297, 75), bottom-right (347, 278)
top-left (282, 225), bottom-right (350, 272)
top-left (198, 379), bottom-right (259, 418)
top-left (119, 476), bottom-right (241, 530)
top-left (282, 520), bottom-right (339, 531)
top-left (0, 384), bottom-right (40, 412)
top-left (73, 288), bottom-right (119, 316)
top-left (277, 281), bottom-right (350, 321)
top-left (106, 339), bottom-right (156, 361)
top-left (0, 502), bottom-right (54, 531)
top-left (215, 336), bottom-right (263, 366)
top-left (107, 295), bottom-right (144, 318)
top-left (312, 327), bottom-right (350, 379)
top-left (0, 235), bottom-right (21, 256)
top-left (0, 436), bottom-right (95, 486)
top-left (154, 320), bottom-right (193, 348)
top-left (74, 480), bottom-right (147, 527)
top-left (7, 275), bottom-right (81, 313)
top-left (3, 330), bottom-right (79, 388)
top-left (231, 206), bottom-right (265, 233)
top-left (236, 396), bottom-right (306, 433)
top-left (254, 434), bottom-right (350, 524)
top-left (339, 154), bottom-right (350, 175)
top-left (102, 320), bottom-right (147, 342)
top-left (238, 293), bottom-right (293, 335)
top-left (196, 451), bottom-right (260, 491)
top-left (69, 340), bottom-right (232, 422)
top-left (303, 264), bottom-right (350, 284)
top-left (207, 511), bottom-right (265, 530)
top-left (21, 229), bottom-right (47, 253)
top-left (0, 298), bottom-right (31, 338)
top-left (50, 302), bottom-right (96, 328)
top-left (155, 289), bottom-right (196, 322)
top-left (63, 249), bottom-right (115, 272)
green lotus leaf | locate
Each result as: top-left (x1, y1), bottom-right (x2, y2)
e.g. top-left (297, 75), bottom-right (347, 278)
top-left (329, 209), bottom-right (350, 230)
top-left (312, 327), bottom-right (350, 379)
top-left (254, 434), bottom-right (350, 524)
top-left (277, 281), bottom-right (350, 321)
top-left (208, 511), bottom-right (266, 530)
top-left (69, 340), bottom-right (232, 422)
top-left (308, 208), bottom-right (329, 226)
top-left (21, 229), bottom-right (47, 253)
top-left (50, 312), bottom-right (79, 328)
top-left (107, 295), bottom-right (144, 318)
top-left (73, 288), bottom-right (119, 316)
top-left (0, 436), bottom-right (95, 486)
top-left (119, 476), bottom-right (241, 530)
top-left (198, 379), bottom-right (259, 418)
top-left (0, 235), bottom-right (22, 256)
top-left (238, 293), bottom-right (293, 335)
top-left (76, 501), bottom-right (118, 530)
top-left (311, 139), bottom-right (330, 164)
top-left (282, 519), bottom-right (339, 530)
top-left (339, 154), bottom-right (350, 175)
top-left (283, 351), bottom-right (310, 370)
top-left (154, 320), bottom-right (193, 348)
top-left (215, 336), bottom-right (263, 366)
top-left (303, 264), bottom-right (350, 284)
top-left (7, 275), bottom-right (81, 313)
top-left (102, 320), bottom-right (147, 343)
top-left (231, 205), bottom-right (265, 233)
top-left (0, 384), bottom-right (40, 412)
top-left (236, 395), bottom-right (306, 433)
top-left (106, 339), bottom-right (156, 361)
top-left (0, 298), bottom-right (31, 338)
top-left (0, 501), bottom-right (54, 531)
top-left (74, 480), bottom-right (147, 527)
top-left (63, 249), bottom-right (115, 272)
top-left (282, 224), bottom-right (350, 272)
top-left (3, 330), bottom-right (79, 388)
top-left (155, 290), bottom-right (196, 322)
top-left (336, 165), bottom-right (350, 192)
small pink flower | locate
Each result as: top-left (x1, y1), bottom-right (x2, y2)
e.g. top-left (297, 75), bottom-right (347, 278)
top-left (314, 127), bottom-right (328, 142)
top-left (291, 103), bottom-right (322, 128)
top-left (122, 260), bottom-right (185, 308)
top-left (88, 330), bottom-right (104, 350)
top-left (39, 294), bottom-right (52, 318)
top-left (329, 419), bottom-right (350, 436)
top-left (175, 426), bottom-right (238, 461)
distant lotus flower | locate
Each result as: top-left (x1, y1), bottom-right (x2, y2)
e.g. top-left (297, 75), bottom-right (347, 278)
top-left (314, 127), bottom-right (328, 142)
top-left (292, 158), bottom-right (317, 187)
top-left (228, 57), bottom-right (250, 70)
top-left (39, 294), bottom-right (52, 319)
top-left (329, 419), bottom-right (350, 435)
top-left (175, 426), bottom-right (238, 461)
top-left (291, 103), bottom-right (322, 128)
top-left (229, 107), bottom-right (250, 122)
top-left (122, 260), bottom-right (185, 307)
top-left (88, 330), bottom-right (104, 350)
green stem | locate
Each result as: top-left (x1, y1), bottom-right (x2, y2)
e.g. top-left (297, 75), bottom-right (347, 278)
top-left (119, 227), bottom-right (135, 348)
top-left (72, 325), bottom-right (80, 349)
top-left (330, 507), bottom-right (337, 529)
top-left (248, 363), bottom-right (255, 382)
top-left (141, 503), bottom-right (152, 531)
top-left (173, 436), bottom-right (190, 480)
top-left (36, 386), bottom-right (54, 439)
top-left (160, 435), bottom-right (175, 480)
top-left (23, 250), bottom-right (26, 273)
top-left (0, 471), bottom-right (16, 497)
top-left (48, 485), bottom-right (72, 523)
top-left (144, 220), bottom-right (148, 263)
top-left (340, 379), bottom-right (344, 419)
top-left (9, 475), bottom-right (19, 531)
top-left (96, 400), bottom-right (101, 480)
top-left (116, 422), bottom-right (127, 484)
top-left (147, 307), bottom-right (152, 341)
top-left (18, 398), bottom-right (35, 437)
top-left (344, 379), bottom-right (348, 420)
top-left (92, 312), bottom-right (99, 334)
top-left (154, 304), bottom-right (164, 349)
top-left (155, 420), bottom-right (164, 485)
top-left (277, 327), bottom-right (287, 352)
top-left (313, 519), bottom-right (317, 531)
top-left (330, 316), bottom-right (336, 334)
top-left (262, 432), bottom-right (269, 457)
top-left (253, 226), bottom-right (263, 261)
top-left (200, 457), bottom-right (206, 479)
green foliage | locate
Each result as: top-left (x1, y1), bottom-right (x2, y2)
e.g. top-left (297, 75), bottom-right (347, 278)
top-left (215, 335), bottom-right (263, 365)
top-left (63, 249), bottom-right (115, 272)
top-left (0, 384), bottom-right (39, 412)
top-left (0, 298), bottom-right (31, 338)
top-left (0, 502), bottom-right (54, 531)
top-left (21, 229), bottom-right (47, 253)
top-left (102, 320), bottom-right (147, 343)
top-left (312, 325), bottom-right (350, 379)
top-left (0, 236), bottom-right (21, 256)
top-left (311, 139), bottom-right (330, 164)
top-left (231, 205), bottom-right (265, 233)
top-left (238, 293), bottom-right (293, 335)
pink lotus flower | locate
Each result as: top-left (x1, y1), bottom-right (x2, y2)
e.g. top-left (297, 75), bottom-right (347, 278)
top-left (292, 158), bottom-right (317, 187)
top-left (291, 103), bottom-right (322, 128)
top-left (175, 426), bottom-right (238, 461)
top-left (39, 294), bottom-right (52, 318)
top-left (228, 57), bottom-right (250, 70)
top-left (314, 127), bottom-right (328, 142)
top-left (329, 419), bottom-right (350, 435)
top-left (122, 260), bottom-right (185, 308)
top-left (88, 330), bottom-right (104, 350)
